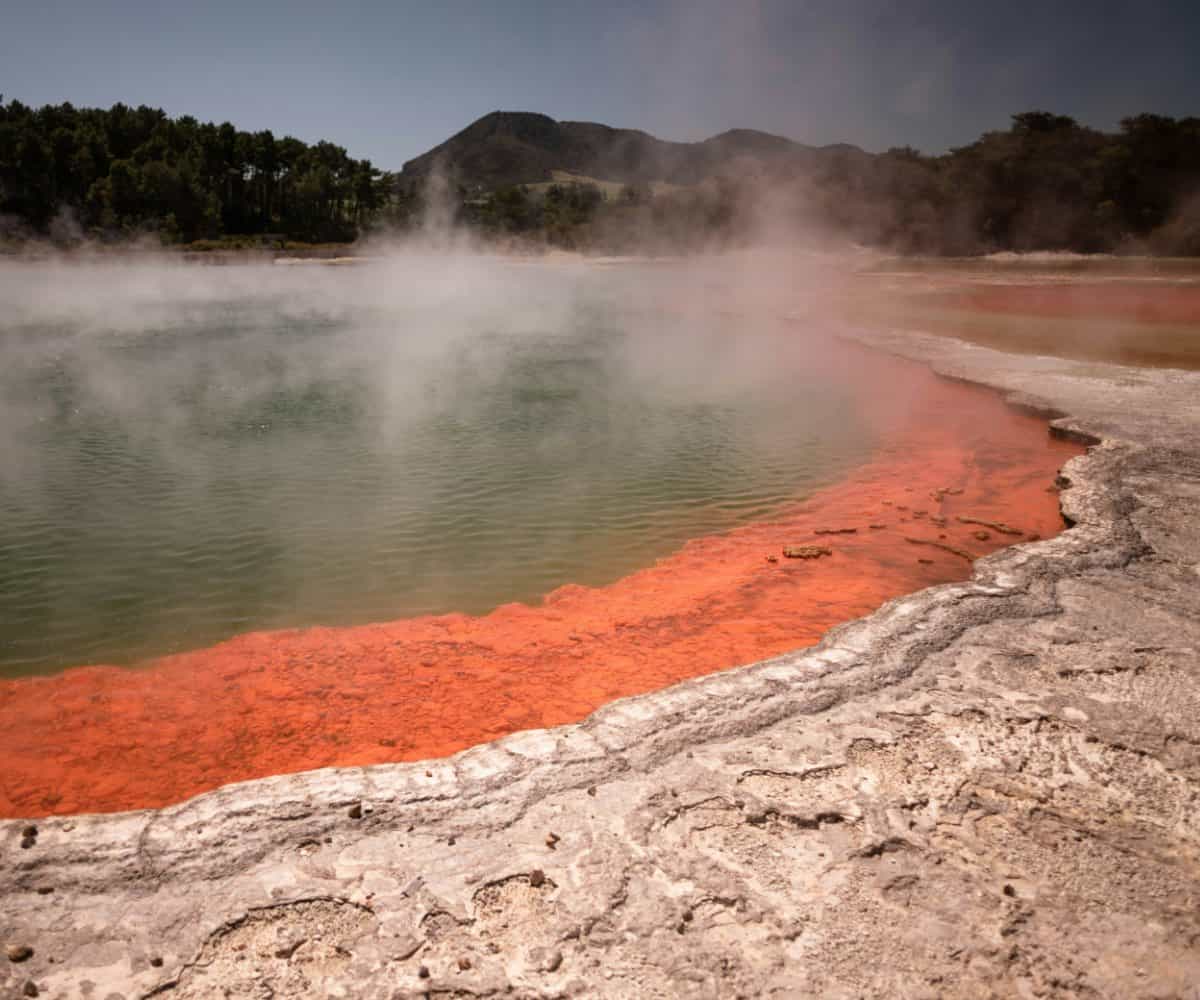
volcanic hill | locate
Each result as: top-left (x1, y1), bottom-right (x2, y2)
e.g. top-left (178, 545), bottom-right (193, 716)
top-left (398, 110), bottom-right (874, 191)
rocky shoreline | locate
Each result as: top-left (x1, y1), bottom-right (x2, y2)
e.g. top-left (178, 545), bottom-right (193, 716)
top-left (4, 328), bottom-right (1200, 999)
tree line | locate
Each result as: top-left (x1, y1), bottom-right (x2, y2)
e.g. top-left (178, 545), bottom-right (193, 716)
top-left (2, 100), bottom-right (1198, 254)
top-left (0, 98), bottom-right (398, 243)
top-left (830, 111), bottom-right (1200, 256)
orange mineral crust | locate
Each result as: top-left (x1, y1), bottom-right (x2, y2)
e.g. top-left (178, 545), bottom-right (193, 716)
top-left (0, 359), bottom-right (1083, 817)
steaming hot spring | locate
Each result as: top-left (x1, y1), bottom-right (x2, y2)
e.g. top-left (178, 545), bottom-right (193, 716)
top-left (0, 254), bottom-right (1079, 816)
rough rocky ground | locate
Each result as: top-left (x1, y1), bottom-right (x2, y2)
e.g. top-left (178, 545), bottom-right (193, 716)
top-left (4, 329), bottom-right (1200, 999)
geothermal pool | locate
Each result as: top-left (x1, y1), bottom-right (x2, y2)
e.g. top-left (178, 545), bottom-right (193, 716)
top-left (0, 256), bottom-right (1082, 816)
top-left (0, 259), bottom-right (881, 674)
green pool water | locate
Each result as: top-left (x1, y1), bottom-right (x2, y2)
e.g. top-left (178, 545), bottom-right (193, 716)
top-left (0, 256), bottom-right (878, 675)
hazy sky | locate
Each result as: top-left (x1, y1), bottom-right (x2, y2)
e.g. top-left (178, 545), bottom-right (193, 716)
top-left (3, 0), bottom-right (1197, 168)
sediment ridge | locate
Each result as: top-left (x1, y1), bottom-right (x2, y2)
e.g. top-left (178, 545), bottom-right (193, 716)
top-left (3, 329), bottom-right (1200, 999)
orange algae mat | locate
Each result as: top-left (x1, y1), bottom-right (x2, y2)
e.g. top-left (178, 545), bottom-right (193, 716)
top-left (0, 351), bottom-right (1083, 817)
top-left (947, 282), bottom-right (1200, 325)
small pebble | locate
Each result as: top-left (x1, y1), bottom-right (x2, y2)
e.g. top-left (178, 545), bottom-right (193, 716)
top-left (150, 956), bottom-right (164, 968)
top-left (347, 803), bottom-right (363, 820)
top-left (20, 837), bottom-right (35, 850)
top-left (545, 831), bottom-right (560, 849)
top-left (21, 825), bottom-right (37, 839)
top-left (447, 836), bottom-right (456, 846)
top-left (457, 956), bottom-right (472, 971)
top-left (544, 949), bottom-right (563, 972)
top-left (529, 869), bottom-right (545, 888)
top-left (6, 944), bottom-right (34, 963)
top-left (23, 982), bottom-right (38, 998)
top-left (586, 787), bottom-right (596, 797)
top-left (417, 964), bottom-right (430, 979)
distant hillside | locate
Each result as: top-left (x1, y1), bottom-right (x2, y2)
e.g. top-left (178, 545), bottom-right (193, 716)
top-left (399, 111), bottom-right (872, 191)
top-left (2, 101), bottom-right (1196, 255)
top-left (400, 109), bottom-right (1199, 257)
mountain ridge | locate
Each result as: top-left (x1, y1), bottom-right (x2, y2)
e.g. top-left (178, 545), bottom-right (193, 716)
top-left (399, 110), bottom-right (872, 191)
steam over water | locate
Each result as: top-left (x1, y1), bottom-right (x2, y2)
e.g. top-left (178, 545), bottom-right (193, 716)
top-left (0, 255), bottom-right (876, 676)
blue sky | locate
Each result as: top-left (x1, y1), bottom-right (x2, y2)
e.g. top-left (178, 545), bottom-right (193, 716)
top-left (2, 0), bottom-right (1197, 168)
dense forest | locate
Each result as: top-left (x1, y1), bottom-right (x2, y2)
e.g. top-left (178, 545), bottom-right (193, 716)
top-left (0, 98), bottom-right (401, 243)
top-left (832, 111), bottom-right (1200, 256)
top-left (1, 99), bottom-right (1198, 255)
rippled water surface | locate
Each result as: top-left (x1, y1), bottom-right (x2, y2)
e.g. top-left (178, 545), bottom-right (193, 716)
top-left (0, 257), bottom-right (877, 675)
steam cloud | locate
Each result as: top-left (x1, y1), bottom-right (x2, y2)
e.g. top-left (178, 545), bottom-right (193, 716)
top-left (0, 242), bottom-right (912, 672)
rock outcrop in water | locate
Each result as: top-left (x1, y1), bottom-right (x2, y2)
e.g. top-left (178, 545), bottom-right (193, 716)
top-left (781, 544), bottom-right (832, 559)
top-left (3, 330), bottom-right (1200, 998)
